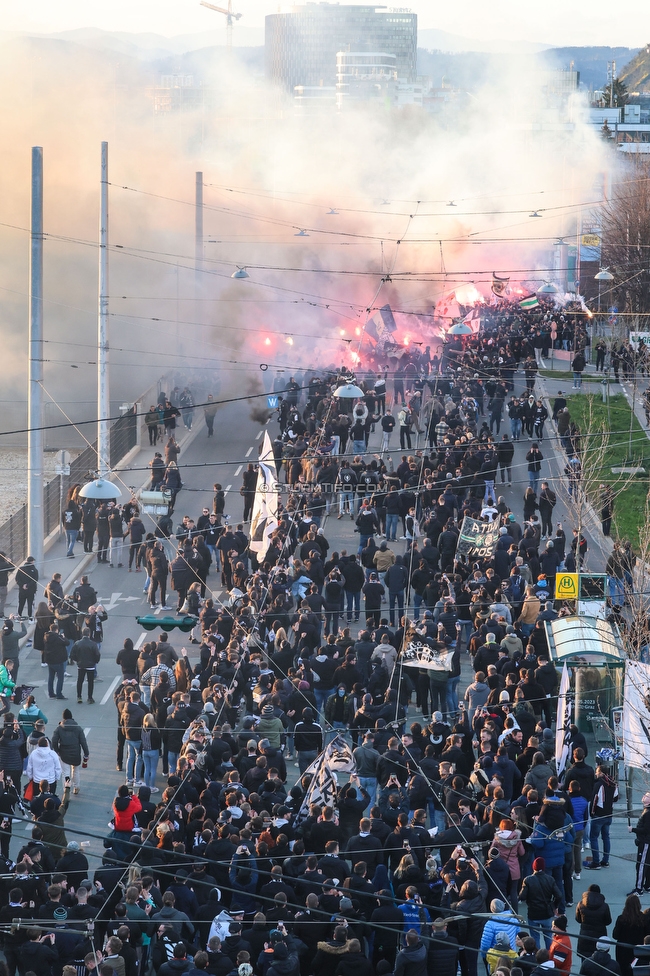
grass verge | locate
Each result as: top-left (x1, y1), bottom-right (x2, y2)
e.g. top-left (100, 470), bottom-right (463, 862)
top-left (566, 392), bottom-right (649, 546)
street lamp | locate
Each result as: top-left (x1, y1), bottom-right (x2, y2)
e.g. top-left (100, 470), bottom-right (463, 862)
top-left (78, 478), bottom-right (122, 500)
top-left (448, 322), bottom-right (473, 336)
top-left (594, 268), bottom-right (614, 313)
top-left (231, 267), bottom-right (249, 279)
top-left (537, 281), bottom-right (560, 296)
top-left (333, 380), bottom-right (365, 398)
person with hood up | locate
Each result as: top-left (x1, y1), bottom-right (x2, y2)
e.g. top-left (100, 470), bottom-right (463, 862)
top-left (450, 858), bottom-right (489, 976)
top-left (575, 884), bottom-right (612, 960)
top-left (485, 932), bottom-right (518, 974)
top-left (26, 737), bottom-right (61, 791)
top-left (266, 936), bottom-right (303, 976)
top-left (525, 753), bottom-right (554, 796)
top-left (394, 929), bottom-right (427, 976)
top-left (579, 937), bottom-right (621, 976)
top-left (371, 634), bottom-right (398, 674)
top-left (312, 925), bottom-right (354, 976)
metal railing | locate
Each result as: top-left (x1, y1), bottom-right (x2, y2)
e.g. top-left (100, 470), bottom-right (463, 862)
top-left (0, 375), bottom-right (169, 568)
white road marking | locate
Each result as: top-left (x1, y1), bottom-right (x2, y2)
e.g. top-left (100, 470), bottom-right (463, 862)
top-left (225, 484), bottom-right (232, 493)
top-left (256, 430), bottom-right (263, 440)
top-left (135, 633), bottom-right (147, 649)
top-left (98, 592), bottom-right (123, 612)
top-left (234, 465), bottom-right (243, 476)
top-left (101, 675), bottom-right (121, 705)
top-left (245, 446), bottom-right (253, 457)
top-left (84, 727), bottom-right (91, 737)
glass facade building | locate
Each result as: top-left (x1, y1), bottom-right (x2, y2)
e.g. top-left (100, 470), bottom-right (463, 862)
top-left (265, 4), bottom-right (417, 91)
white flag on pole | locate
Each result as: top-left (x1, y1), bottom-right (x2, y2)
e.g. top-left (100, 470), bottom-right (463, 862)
top-left (249, 431), bottom-right (278, 560)
top-left (555, 663), bottom-right (572, 776)
top-left (623, 661), bottom-right (650, 769)
top-left (293, 735), bottom-right (356, 825)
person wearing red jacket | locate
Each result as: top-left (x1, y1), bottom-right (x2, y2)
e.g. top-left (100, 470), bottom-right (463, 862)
top-left (113, 785), bottom-right (142, 831)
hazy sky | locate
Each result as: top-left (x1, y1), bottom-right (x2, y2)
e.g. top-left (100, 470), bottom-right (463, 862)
top-left (4, 0), bottom-right (648, 47)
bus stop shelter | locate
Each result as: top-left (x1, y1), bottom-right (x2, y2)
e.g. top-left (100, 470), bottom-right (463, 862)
top-left (544, 615), bottom-right (626, 734)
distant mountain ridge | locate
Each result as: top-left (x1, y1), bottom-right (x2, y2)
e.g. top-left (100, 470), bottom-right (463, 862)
top-left (619, 44), bottom-right (650, 91)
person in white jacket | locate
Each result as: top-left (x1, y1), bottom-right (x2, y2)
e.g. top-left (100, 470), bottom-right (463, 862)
top-left (26, 738), bottom-right (62, 790)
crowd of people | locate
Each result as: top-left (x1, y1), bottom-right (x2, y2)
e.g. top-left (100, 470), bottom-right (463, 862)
top-left (0, 304), bottom-right (644, 976)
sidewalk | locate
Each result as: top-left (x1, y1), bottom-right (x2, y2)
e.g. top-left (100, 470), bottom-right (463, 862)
top-left (6, 417), bottom-right (203, 661)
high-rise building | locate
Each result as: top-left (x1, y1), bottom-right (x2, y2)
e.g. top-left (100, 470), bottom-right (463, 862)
top-left (265, 4), bottom-right (417, 92)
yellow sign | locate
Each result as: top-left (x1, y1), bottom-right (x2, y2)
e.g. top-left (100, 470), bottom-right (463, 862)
top-left (556, 572), bottom-right (578, 599)
top-left (581, 233), bottom-right (601, 247)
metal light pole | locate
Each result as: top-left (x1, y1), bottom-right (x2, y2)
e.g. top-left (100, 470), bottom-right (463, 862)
top-left (195, 171), bottom-right (203, 289)
top-left (98, 142), bottom-right (110, 478)
top-left (28, 146), bottom-right (44, 571)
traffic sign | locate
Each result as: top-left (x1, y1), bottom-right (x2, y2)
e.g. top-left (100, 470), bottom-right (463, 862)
top-left (267, 395), bottom-right (278, 408)
top-left (555, 572), bottom-right (578, 599)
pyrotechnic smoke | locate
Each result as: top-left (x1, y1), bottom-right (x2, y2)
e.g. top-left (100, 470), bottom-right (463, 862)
top-left (0, 34), bottom-right (612, 441)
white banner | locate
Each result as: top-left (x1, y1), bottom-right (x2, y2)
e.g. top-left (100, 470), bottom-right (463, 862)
top-left (623, 661), bottom-right (650, 770)
top-left (293, 735), bottom-right (356, 825)
top-left (555, 663), bottom-right (572, 776)
top-left (401, 640), bottom-right (453, 672)
top-left (250, 431), bottom-right (279, 560)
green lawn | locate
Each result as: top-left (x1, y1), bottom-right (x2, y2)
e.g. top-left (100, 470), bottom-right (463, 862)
top-left (566, 393), bottom-right (649, 545)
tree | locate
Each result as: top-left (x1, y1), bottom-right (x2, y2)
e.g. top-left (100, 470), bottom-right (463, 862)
top-left (600, 160), bottom-right (650, 319)
top-left (603, 78), bottom-right (629, 107)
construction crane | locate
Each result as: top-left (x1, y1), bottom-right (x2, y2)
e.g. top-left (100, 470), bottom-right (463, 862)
top-left (200, 0), bottom-right (242, 51)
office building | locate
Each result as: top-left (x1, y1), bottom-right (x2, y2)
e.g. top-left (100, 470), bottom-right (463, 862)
top-left (265, 3), bottom-right (417, 91)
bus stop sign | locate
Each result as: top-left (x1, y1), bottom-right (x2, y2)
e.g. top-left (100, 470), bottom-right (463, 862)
top-left (556, 573), bottom-right (578, 599)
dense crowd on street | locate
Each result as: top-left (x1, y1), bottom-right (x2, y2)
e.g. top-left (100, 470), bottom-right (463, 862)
top-left (0, 304), bottom-right (645, 976)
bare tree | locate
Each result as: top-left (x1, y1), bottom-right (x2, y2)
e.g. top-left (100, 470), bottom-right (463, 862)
top-left (601, 160), bottom-right (650, 320)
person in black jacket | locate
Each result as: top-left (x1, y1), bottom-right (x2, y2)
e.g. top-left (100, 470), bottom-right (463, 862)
top-left (293, 708), bottom-right (323, 774)
top-left (69, 629), bottom-right (101, 703)
top-left (629, 792), bottom-right (650, 895)
top-left (428, 917), bottom-right (460, 976)
top-left (16, 556), bottom-right (39, 619)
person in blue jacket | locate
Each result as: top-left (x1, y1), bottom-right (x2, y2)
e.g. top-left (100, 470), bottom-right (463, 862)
top-left (529, 796), bottom-right (574, 903)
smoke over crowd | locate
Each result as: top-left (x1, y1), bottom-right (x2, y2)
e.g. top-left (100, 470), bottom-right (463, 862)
top-left (0, 32), bottom-right (613, 440)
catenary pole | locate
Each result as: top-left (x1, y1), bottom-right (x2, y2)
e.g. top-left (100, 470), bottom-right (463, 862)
top-left (98, 141), bottom-right (110, 478)
top-left (28, 146), bottom-right (44, 575)
top-left (195, 171), bottom-right (203, 288)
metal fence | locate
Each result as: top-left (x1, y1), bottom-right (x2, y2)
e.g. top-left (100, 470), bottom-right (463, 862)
top-left (0, 408), bottom-right (139, 568)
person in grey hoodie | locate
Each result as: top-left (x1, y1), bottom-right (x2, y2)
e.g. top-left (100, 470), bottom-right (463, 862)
top-left (524, 752), bottom-right (553, 795)
top-left (464, 671), bottom-right (490, 722)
